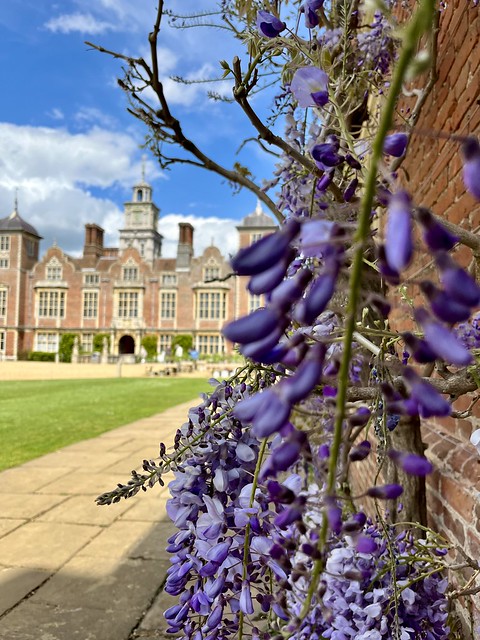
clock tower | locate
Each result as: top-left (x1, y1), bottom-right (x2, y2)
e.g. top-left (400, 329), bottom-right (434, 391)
top-left (119, 177), bottom-right (163, 262)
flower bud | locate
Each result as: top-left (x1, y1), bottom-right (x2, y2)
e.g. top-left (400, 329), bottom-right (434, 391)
top-left (366, 484), bottom-right (403, 500)
top-left (384, 190), bottom-right (413, 273)
top-left (349, 440), bottom-right (371, 461)
top-left (383, 133), bottom-right (408, 157)
top-left (387, 450), bottom-right (433, 476)
top-left (222, 308), bottom-right (282, 344)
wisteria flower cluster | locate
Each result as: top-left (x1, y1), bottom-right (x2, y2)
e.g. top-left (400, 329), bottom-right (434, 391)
top-left (95, 0), bottom-right (480, 638)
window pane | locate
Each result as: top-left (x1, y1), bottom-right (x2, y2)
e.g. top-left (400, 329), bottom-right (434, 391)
top-left (161, 292), bottom-right (176, 319)
top-left (83, 291), bottom-right (98, 318)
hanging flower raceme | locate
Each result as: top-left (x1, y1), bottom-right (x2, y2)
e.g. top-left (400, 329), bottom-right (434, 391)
top-left (233, 343), bottom-right (326, 438)
top-left (290, 66), bottom-right (329, 108)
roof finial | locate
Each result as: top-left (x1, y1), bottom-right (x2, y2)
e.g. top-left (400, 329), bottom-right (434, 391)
top-left (9, 188), bottom-right (19, 219)
top-left (141, 154), bottom-right (147, 182)
top-left (255, 199), bottom-right (263, 215)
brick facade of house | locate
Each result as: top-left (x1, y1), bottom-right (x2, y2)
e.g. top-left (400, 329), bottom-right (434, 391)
top-left (0, 181), bottom-right (276, 360)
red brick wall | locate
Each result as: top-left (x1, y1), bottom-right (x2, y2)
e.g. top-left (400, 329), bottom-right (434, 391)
top-left (352, 2), bottom-right (480, 630)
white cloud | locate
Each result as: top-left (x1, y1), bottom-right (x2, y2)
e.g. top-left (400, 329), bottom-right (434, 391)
top-left (47, 108), bottom-right (65, 121)
top-left (44, 0), bottom-right (155, 35)
top-left (0, 123), bottom-right (160, 255)
top-left (45, 12), bottom-right (114, 35)
top-left (159, 213), bottom-right (240, 259)
top-left (0, 122), bottom-right (242, 262)
top-left (74, 106), bottom-right (119, 130)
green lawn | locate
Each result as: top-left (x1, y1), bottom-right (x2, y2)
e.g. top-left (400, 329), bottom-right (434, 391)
top-left (0, 377), bottom-right (208, 471)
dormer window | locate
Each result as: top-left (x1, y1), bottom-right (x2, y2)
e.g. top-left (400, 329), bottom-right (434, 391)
top-left (46, 258), bottom-right (62, 281)
top-left (123, 259), bottom-right (138, 282)
top-left (204, 258), bottom-right (220, 282)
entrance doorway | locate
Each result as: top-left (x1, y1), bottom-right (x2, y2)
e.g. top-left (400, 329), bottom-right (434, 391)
top-left (119, 335), bottom-right (135, 355)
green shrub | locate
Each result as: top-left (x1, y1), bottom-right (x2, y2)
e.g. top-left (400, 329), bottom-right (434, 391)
top-left (171, 334), bottom-right (193, 355)
top-left (58, 333), bottom-right (79, 363)
top-left (93, 333), bottom-right (111, 353)
top-left (141, 334), bottom-right (158, 359)
top-left (28, 351), bottom-right (56, 362)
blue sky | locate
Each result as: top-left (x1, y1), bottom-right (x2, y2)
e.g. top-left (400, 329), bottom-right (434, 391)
top-left (0, 1), bottom-right (278, 258)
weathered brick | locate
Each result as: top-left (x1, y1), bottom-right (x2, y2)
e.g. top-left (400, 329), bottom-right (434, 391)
top-left (442, 505), bottom-right (466, 546)
top-left (441, 475), bottom-right (475, 521)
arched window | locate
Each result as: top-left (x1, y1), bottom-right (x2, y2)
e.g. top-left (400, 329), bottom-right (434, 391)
top-left (136, 189), bottom-right (143, 202)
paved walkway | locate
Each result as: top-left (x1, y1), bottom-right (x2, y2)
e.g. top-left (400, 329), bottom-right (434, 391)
top-left (0, 399), bottom-right (198, 640)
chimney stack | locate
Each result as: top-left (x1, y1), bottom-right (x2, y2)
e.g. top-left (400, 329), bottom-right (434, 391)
top-left (84, 224), bottom-right (104, 258)
top-left (176, 222), bottom-right (194, 270)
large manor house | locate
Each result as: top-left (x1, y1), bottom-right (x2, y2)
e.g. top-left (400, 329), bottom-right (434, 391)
top-left (0, 178), bottom-right (276, 360)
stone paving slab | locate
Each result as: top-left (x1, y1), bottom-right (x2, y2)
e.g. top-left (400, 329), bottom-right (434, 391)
top-left (0, 493), bottom-right (67, 519)
top-left (36, 494), bottom-right (133, 526)
top-left (0, 567), bottom-right (51, 616)
top-left (0, 601), bottom-right (145, 640)
top-left (0, 467), bottom-right (72, 493)
top-left (60, 436), bottom-right (133, 453)
top-left (77, 519), bottom-right (172, 561)
top-left (0, 518), bottom-right (25, 537)
top-left (30, 556), bottom-right (172, 611)
top-left (0, 522), bottom-right (102, 570)
top-left (0, 398), bottom-right (199, 640)
top-left (36, 472), bottom-right (132, 495)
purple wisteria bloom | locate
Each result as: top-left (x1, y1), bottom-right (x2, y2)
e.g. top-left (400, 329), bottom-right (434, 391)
top-left (230, 218), bottom-right (299, 276)
top-left (384, 190), bottom-right (413, 273)
top-left (420, 280), bottom-right (471, 323)
top-left (349, 440), bottom-right (371, 462)
top-left (402, 331), bottom-right (437, 363)
top-left (415, 307), bottom-right (473, 366)
top-left (301, 0), bottom-right (324, 28)
top-left (416, 207), bottom-right (458, 252)
top-left (402, 366), bottom-right (452, 418)
top-left (343, 177), bottom-right (358, 202)
top-left (311, 141), bottom-right (344, 168)
top-left (256, 10), bottom-right (286, 38)
top-left (461, 136), bottom-right (480, 200)
top-left (247, 252), bottom-right (293, 295)
top-left (366, 483), bottom-right (404, 500)
top-left (383, 132), bottom-right (408, 157)
top-left (223, 307), bottom-right (285, 344)
top-left (388, 450), bottom-right (433, 476)
top-left (435, 251), bottom-right (480, 307)
top-left (290, 67), bottom-right (329, 108)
